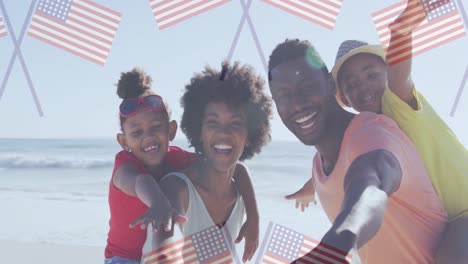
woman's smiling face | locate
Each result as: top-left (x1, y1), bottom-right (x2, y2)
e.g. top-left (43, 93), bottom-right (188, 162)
top-left (200, 101), bottom-right (248, 172)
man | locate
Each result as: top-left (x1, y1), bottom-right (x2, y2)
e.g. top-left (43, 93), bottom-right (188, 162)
top-left (268, 39), bottom-right (447, 263)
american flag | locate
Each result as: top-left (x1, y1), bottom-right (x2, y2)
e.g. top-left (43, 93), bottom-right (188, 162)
top-left (0, 16), bottom-right (7, 38)
top-left (261, 0), bottom-right (343, 30)
top-left (143, 226), bottom-right (239, 264)
top-left (28, 0), bottom-right (122, 65)
top-left (372, 0), bottom-right (466, 65)
top-left (149, 0), bottom-right (232, 30)
top-left (256, 223), bottom-right (352, 264)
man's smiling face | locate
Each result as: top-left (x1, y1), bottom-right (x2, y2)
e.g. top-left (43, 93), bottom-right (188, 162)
top-left (269, 57), bottom-right (333, 146)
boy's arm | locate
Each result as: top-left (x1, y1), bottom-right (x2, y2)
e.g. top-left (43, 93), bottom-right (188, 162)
top-left (387, 0), bottom-right (424, 107)
top-left (295, 149), bottom-right (402, 261)
top-left (233, 163), bottom-right (259, 262)
top-left (285, 177), bottom-right (317, 212)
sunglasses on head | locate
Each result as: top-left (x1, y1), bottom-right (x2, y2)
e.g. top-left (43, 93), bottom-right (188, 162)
top-left (119, 94), bottom-right (166, 117)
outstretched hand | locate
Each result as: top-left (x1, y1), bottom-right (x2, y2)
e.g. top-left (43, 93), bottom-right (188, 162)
top-left (235, 218), bottom-right (259, 262)
top-left (129, 200), bottom-right (187, 233)
top-left (285, 178), bottom-right (317, 212)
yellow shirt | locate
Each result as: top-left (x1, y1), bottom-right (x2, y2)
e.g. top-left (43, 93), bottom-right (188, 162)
top-left (382, 87), bottom-right (468, 220)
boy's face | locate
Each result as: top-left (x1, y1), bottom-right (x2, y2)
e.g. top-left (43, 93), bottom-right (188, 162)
top-left (269, 57), bottom-right (332, 146)
top-left (337, 53), bottom-right (387, 113)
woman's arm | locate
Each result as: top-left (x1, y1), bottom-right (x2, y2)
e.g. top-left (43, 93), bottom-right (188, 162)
top-left (233, 163), bottom-right (259, 262)
top-left (233, 163), bottom-right (259, 222)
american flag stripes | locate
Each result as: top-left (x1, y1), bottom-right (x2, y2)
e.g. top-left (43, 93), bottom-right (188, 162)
top-left (28, 0), bottom-right (122, 65)
top-left (372, 0), bottom-right (466, 65)
top-left (143, 226), bottom-right (239, 264)
top-left (0, 16), bottom-right (6, 38)
top-left (257, 223), bottom-right (352, 264)
top-left (261, 0), bottom-right (343, 30)
top-left (149, 0), bottom-right (232, 30)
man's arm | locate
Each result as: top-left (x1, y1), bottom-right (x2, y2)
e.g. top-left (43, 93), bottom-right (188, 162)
top-left (326, 149), bottom-right (402, 253)
top-left (303, 149), bottom-right (402, 259)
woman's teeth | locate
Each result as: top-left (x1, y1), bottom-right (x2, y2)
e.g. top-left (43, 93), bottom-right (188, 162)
top-left (214, 144), bottom-right (233, 150)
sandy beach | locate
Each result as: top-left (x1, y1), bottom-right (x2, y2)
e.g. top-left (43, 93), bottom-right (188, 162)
top-left (1, 240), bottom-right (103, 264)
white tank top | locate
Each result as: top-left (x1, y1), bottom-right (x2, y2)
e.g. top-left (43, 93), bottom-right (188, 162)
top-left (141, 172), bottom-right (245, 258)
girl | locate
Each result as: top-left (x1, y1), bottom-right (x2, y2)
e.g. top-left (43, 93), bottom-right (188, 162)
top-left (105, 68), bottom-right (260, 263)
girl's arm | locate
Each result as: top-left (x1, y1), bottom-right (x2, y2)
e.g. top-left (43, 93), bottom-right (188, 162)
top-left (113, 163), bottom-right (164, 206)
top-left (150, 176), bottom-right (190, 258)
top-left (233, 163), bottom-right (259, 263)
top-left (387, 0), bottom-right (425, 108)
top-left (113, 164), bottom-right (185, 231)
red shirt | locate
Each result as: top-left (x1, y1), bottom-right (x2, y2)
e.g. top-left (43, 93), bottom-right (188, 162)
top-left (105, 146), bottom-right (195, 260)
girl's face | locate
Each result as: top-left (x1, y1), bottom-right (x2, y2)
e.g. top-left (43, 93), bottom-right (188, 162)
top-left (118, 107), bottom-right (176, 169)
top-left (337, 53), bottom-right (388, 113)
top-left (200, 102), bottom-right (248, 173)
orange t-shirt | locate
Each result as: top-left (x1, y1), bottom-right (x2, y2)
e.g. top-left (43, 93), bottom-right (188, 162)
top-left (312, 112), bottom-right (447, 264)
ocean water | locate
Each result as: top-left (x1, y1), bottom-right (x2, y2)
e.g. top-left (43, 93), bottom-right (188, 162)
top-left (0, 138), bottom-right (331, 258)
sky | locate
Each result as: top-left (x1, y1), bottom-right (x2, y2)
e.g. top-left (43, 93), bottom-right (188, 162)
top-left (0, 0), bottom-right (467, 146)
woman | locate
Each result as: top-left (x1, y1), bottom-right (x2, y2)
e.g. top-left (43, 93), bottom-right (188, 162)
top-left (142, 61), bottom-right (272, 263)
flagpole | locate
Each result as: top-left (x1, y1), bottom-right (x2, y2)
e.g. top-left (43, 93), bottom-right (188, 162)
top-left (0, 0), bottom-right (43, 116)
top-left (240, 0), bottom-right (268, 73)
top-left (455, 0), bottom-right (468, 29)
top-left (255, 221), bottom-right (274, 263)
top-left (226, 0), bottom-right (253, 63)
top-left (450, 65), bottom-right (468, 117)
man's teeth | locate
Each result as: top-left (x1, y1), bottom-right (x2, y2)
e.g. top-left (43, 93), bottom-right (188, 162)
top-left (295, 112), bottom-right (318, 128)
top-left (144, 145), bottom-right (159, 152)
top-left (214, 144), bottom-right (233, 150)
top-left (301, 122), bottom-right (315, 129)
top-left (295, 112), bottom-right (317, 124)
